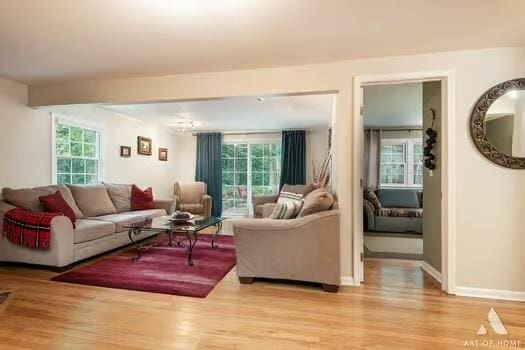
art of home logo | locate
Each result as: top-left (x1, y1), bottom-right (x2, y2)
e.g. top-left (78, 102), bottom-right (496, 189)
top-left (464, 308), bottom-right (523, 348)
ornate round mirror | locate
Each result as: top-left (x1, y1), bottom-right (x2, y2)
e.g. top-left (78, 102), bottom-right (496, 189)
top-left (470, 78), bottom-right (525, 168)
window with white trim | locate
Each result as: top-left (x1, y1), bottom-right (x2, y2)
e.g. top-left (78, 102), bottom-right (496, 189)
top-left (55, 123), bottom-right (100, 185)
top-left (380, 139), bottom-right (423, 187)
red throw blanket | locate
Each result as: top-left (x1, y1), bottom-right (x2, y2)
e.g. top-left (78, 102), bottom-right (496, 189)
top-left (2, 208), bottom-right (64, 250)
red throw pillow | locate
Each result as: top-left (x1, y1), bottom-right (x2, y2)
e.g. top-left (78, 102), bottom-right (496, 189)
top-left (39, 191), bottom-right (77, 227)
top-left (131, 185), bottom-right (155, 210)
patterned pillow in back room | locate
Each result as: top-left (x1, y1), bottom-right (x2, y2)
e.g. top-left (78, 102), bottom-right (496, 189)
top-left (277, 191), bottom-right (304, 218)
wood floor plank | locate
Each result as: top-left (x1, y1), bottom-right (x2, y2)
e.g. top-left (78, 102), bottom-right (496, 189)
top-left (0, 258), bottom-right (524, 349)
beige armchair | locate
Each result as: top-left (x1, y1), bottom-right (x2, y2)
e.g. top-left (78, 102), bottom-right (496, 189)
top-left (252, 183), bottom-right (315, 218)
top-left (232, 208), bottom-right (341, 292)
top-left (174, 182), bottom-right (212, 217)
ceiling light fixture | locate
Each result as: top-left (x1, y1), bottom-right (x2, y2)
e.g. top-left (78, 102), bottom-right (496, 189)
top-left (174, 121), bottom-right (195, 133)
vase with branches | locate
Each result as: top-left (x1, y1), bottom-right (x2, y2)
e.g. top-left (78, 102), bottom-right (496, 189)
top-left (311, 150), bottom-right (332, 190)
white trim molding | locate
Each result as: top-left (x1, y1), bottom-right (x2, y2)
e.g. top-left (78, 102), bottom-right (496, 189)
top-left (420, 261), bottom-right (442, 283)
top-left (352, 70), bottom-right (457, 294)
top-left (456, 286), bottom-right (525, 302)
top-left (340, 276), bottom-right (355, 287)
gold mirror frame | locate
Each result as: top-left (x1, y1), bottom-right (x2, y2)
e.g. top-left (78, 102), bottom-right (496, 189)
top-left (470, 78), bottom-right (525, 168)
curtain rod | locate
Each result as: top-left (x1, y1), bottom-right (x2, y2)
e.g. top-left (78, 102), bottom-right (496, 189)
top-left (364, 127), bottom-right (422, 131)
top-left (192, 129), bottom-right (312, 136)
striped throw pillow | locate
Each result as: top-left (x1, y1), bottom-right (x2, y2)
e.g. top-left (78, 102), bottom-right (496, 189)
top-left (270, 202), bottom-right (297, 219)
top-left (276, 191), bottom-right (304, 218)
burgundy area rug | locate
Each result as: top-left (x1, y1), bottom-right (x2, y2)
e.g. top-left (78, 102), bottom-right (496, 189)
top-left (51, 234), bottom-right (236, 298)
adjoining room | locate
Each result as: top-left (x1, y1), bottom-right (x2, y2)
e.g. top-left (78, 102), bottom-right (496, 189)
top-left (360, 80), bottom-right (442, 278)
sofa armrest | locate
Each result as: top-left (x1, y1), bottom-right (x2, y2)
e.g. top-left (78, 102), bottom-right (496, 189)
top-left (201, 195), bottom-right (212, 217)
top-left (252, 195), bottom-right (278, 207)
top-left (0, 200), bottom-right (17, 232)
top-left (0, 214), bottom-right (74, 267)
top-left (363, 199), bottom-right (376, 231)
top-left (50, 216), bottom-right (75, 265)
top-left (252, 195), bottom-right (278, 217)
top-left (154, 198), bottom-right (177, 215)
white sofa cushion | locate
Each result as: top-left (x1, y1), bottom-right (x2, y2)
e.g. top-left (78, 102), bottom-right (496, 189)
top-left (103, 182), bottom-right (131, 213)
top-left (89, 209), bottom-right (166, 232)
top-left (68, 183), bottom-right (117, 217)
top-left (74, 219), bottom-right (116, 244)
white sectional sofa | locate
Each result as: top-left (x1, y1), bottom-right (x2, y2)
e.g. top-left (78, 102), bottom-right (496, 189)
top-left (0, 183), bottom-right (176, 269)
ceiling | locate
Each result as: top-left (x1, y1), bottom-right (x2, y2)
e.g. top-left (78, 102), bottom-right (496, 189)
top-left (363, 83), bottom-right (423, 128)
top-left (102, 93), bottom-right (334, 131)
top-left (1, 0), bottom-right (524, 84)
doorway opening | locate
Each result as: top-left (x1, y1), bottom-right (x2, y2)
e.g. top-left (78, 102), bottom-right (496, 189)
top-left (353, 71), bottom-right (456, 294)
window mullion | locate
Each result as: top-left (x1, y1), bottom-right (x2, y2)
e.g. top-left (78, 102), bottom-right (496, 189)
top-left (407, 141), bottom-right (413, 187)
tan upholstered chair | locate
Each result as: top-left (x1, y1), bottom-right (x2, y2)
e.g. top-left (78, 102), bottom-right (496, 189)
top-left (232, 206), bottom-right (341, 292)
top-left (174, 182), bottom-right (212, 217)
top-left (252, 183), bottom-right (315, 218)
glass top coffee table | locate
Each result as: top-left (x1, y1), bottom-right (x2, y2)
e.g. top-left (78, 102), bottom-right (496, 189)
top-left (124, 216), bottom-right (224, 266)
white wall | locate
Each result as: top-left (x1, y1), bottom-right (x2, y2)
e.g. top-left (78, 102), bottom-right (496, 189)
top-left (0, 77), bottom-right (51, 189)
top-left (0, 82), bottom-right (177, 198)
top-left (44, 105), bottom-right (178, 198)
top-left (306, 128), bottom-right (330, 183)
top-left (363, 83), bottom-right (423, 128)
top-left (172, 132), bottom-right (197, 183)
top-left (21, 46), bottom-right (525, 294)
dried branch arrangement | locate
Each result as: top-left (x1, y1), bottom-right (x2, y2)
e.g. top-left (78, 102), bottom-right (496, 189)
top-left (312, 151), bottom-right (332, 190)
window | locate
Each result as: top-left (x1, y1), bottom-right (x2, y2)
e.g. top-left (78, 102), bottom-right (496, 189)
top-left (250, 144), bottom-right (281, 197)
top-left (413, 143), bottom-right (423, 186)
top-left (222, 144), bottom-right (248, 215)
top-left (222, 143), bottom-right (281, 216)
top-left (380, 139), bottom-right (422, 187)
top-left (55, 122), bottom-right (100, 185)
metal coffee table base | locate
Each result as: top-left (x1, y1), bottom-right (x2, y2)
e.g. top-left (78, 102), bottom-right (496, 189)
top-left (127, 220), bottom-right (223, 266)
top-left (177, 220), bottom-right (223, 266)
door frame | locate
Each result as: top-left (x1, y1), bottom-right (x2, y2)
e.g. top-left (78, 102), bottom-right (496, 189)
top-left (352, 70), bottom-right (456, 294)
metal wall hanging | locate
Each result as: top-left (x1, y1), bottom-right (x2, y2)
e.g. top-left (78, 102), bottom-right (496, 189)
top-left (424, 108), bottom-right (437, 170)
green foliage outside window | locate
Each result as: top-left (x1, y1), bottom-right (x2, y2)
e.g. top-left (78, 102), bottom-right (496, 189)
top-left (222, 142), bottom-right (281, 215)
top-left (56, 124), bottom-right (99, 185)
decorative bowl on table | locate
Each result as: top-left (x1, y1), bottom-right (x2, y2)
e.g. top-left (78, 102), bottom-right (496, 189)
top-left (170, 211), bottom-right (197, 223)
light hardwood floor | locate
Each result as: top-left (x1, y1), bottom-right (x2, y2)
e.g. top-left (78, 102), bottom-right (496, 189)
top-left (0, 258), bottom-right (524, 349)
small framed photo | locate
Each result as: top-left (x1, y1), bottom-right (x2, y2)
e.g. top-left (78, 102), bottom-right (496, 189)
top-left (120, 146), bottom-right (131, 158)
top-left (159, 148), bottom-right (168, 161)
top-left (137, 136), bottom-right (152, 155)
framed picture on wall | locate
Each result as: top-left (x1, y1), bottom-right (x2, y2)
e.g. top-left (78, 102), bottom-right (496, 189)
top-left (159, 148), bottom-right (168, 161)
top-left (137, 136), bottom-right (152, 155)
top-left (120, 146), bottom-right (131, 158)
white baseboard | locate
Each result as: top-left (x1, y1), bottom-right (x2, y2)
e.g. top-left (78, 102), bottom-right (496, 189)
top-left (420, 261), bottom-right (442, 283)
top-left (456, 286), bottom-right (525, 302)
top-left (340, 276), bottom-right (355, 286)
